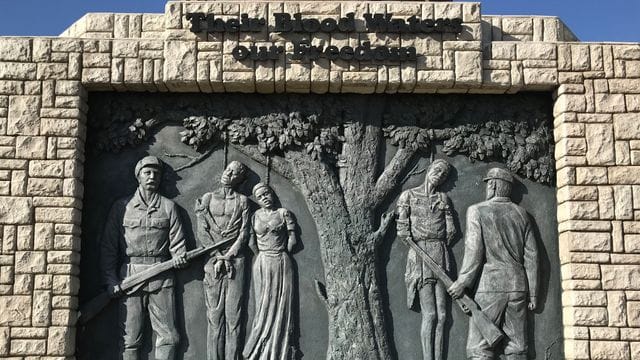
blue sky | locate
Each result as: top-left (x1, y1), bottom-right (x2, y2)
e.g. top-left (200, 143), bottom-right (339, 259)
top-left (0, 0), bottom-right (638, 42)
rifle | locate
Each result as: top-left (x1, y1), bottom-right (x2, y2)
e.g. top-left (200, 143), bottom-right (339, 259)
top-left (78, 238), bottom-right (233, 325)
top-left (401, 236), bottom-right (505, 347)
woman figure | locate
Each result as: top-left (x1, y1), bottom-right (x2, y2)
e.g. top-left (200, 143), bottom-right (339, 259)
top-left (243, 183), bottom-right (297, 360)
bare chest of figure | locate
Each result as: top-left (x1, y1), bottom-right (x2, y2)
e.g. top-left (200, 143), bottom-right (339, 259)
top-left (208, 195), bottom-right (237, 227)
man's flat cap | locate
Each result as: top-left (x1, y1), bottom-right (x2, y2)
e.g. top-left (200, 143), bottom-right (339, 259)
top-left (483, 167), bottom-right (513, 183)
top-left (135, 156), bottom-right (162, 176)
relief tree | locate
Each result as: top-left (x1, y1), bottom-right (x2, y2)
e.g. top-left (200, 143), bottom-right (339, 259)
top-left (90, 93), bottom-right (553, 359)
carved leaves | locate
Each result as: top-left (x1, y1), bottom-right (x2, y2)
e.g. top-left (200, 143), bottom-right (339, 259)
top-left (88, 93), bottom-right (555, 185)
top-left (438, 119), bottom-right (554, 184)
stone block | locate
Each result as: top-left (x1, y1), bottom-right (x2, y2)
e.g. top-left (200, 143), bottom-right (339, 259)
top-left (27, 178), bottom-right (63, 196)
top-left (560, 231), bottom-right (611, 252)
top-left (35, 207), bottom-right (81, 224)
top-left (565, 339), bottom-right (590, 359)
top-left (626, 235), bottom-right (640, 253)
top-left (614, 114), bottom-right (640, 140)
top-left (554, 94), bottom-right (586, 116)
top-left (599, 186), bottom-right (616, 220)
top-left (0, 296), bottom-right (31, 325)
top-left (571, 45), bottom-right (591, 71)
top-left (523, 68), bottom-right (557, 86)
top-left (40, 118), bottom-right (80, 137)
top-left (556, 138), bottom-right (587, 158)
top-left (10, 339), bottom-right (46, 355)
top-left (577, 113), bottom-right (612, 124)
top-left (503, 18), bottom-right (533, 35)
top-left (0, 62), bottom-right (36, 80)
top-left (491, 43), bottom-right (516, 60)
top-left (0, 197), bottom-right (33, 224)
top-left (561, 263), bottom-right (601, 280)
top-left (164, 41), bottom-right (197, 83)
top-left (626, 95), bottom-right (640, 111)
top-left (416, 70), bottom-right (454, 88)
top-left (557, 201), bottom-right (599, 222)
top-left (590, 341), bottom-right (630, 360)
top-left (563, 307), bottom-right (608, 326)
top-left (609, 167), bottom-right (640, 184)
top-left (15, 136), bottom-right (46, 159)
top-left (591, 327), bottom-right (620, 340)
top-left (616, 141), bottom-right (631, 165)
top-left (613, 45), bottom-right (640, 60)
top-left (596, 93), bottom-right (627, 113)
top-left (82, 67), bottom-right (110, 84)
top-left (15, 251), bottom-right (46, 274)
top-left (454, 51), bottom-right (482, 85)
top-left (557, 186), bottom-right (598, 203)
top-left (602, 265), bottom-right (640, 290)
top-left (29, 289), bottom-right (51, 328)
top-left (0, 39), bottom-right (31, 62)
top-left (608, 79), bottom-right (640, 94)
top-left (516, 43), bottom-right (556, 60)
top-left (47, 326), bottom-right (75, 356)
top-left (615, 186), bottom-right (634, 220)
top-left (608, 291), bottom-right (628, 326)
top-left (7, 95), bottom-right (41, 135)
top-left (562, 290), bottom-right (607, 306)
top-left (16, 225), bottom-right (33, 250)
top-left (576, 167), bottom-right (608, 184)
top-left (585, 124), bottom-right (615, 165)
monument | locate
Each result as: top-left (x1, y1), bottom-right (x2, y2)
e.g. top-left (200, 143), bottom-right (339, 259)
top-left (0, 1), bottom-right (638, 360)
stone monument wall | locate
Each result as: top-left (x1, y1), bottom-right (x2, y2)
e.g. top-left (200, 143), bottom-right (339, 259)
top-left (0, 1), bottom-right (637, 358)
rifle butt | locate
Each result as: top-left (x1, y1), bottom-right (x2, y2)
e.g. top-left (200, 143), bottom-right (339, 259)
top-left (467, 301), bottom-right (504, 347)
top-left (78, 291), bottom-right (113, 325)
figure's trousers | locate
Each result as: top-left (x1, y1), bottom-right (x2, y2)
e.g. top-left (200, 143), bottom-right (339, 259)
top-left (119, 287), bottom-right (180, 360)
top-left (204, 256), bottom-right (246, 360)
top-left (466, 292), bottom-right (527, 360)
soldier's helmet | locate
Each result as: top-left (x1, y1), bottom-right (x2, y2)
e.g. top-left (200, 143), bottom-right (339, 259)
top-left (134, 155), bottom-right (163, 176)
top-left (482, 167), bottom-right (513, 183)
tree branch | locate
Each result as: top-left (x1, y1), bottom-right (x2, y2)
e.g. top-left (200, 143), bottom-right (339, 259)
top-left (373, 147), bottom-right (417, 208)
top-left (231, 144), bottom-right (295, 181)
top-left (164, 144), bottom-right (218, 171)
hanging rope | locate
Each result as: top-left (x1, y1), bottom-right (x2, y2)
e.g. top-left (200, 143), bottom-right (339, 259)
top-left (223, 130), bottom-right (229, 169)
top-left (266, 154), bottom-right (272, 185)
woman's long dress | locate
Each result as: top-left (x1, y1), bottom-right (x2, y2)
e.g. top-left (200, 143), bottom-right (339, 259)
top-left (243, 208), bottom-right (296, 360)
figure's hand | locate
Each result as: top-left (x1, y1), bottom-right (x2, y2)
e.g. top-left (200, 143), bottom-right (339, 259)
top-left (108, 284), bottom-right (123, 298)
top-left (528, 297), bottom-right (537, 311)
top-left (213, 260), bottom-right (226, 279)
top-left (380, 211), bottom-right (394, 229)
top-left (447, 280), bottom-right (466, 299)
top-left (173, 254), bottom-right (188, 269)
top-left (224, 260), bottom-right (235, 279)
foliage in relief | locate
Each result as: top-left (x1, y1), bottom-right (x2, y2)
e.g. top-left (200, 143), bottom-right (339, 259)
top-left (87, 93), bottom-right (555, 184)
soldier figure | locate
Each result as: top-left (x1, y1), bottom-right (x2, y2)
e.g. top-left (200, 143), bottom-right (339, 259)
top-left (101, 156), bottom-right (188, 360)
top-left (448, 168), bottom-right (539, 360)
top-left (396, 159), bottom-right (455, 360)
top-left (195, 161), bottom-right (250, 360)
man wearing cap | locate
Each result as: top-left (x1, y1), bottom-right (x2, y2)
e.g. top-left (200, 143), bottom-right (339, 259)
top-left (101, 155), bottom-right (188, 360)
top-left (195, 160), bottom-right (250, 360)
top-left (448, 168), bottom-right (538, 360)
top-left (396, 159), bottom-right (456, 360)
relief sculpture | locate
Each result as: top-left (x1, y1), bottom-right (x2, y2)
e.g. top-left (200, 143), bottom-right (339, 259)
top-left (82, 93), bottom-right (560, 360)
top-left (195, 160), bottom-right (250, 360)
top-left (448, 168), bottom-right (539, 360)
top-left (100, 156), bottom-right (188, 360)
top-left (243, 183), bottom-right (299, 360)
top-left (396, 159), bottom-right (455, 360)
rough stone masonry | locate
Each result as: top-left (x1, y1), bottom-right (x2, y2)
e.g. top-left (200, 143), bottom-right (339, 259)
top-left (0, 1), bottom-right (639, 359)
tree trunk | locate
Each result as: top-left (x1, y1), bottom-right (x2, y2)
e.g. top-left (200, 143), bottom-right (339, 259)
top-left (285, 150), bottom-right (393, 360)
